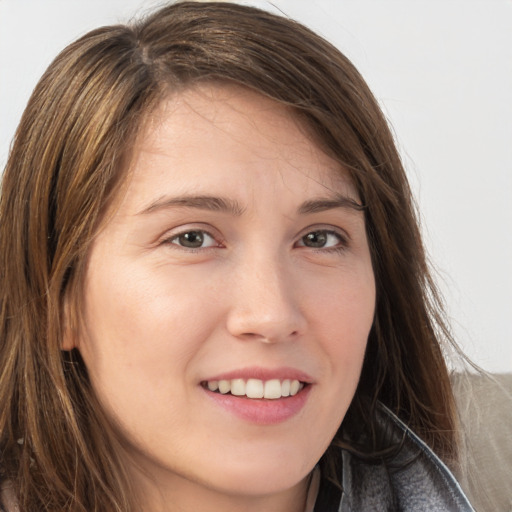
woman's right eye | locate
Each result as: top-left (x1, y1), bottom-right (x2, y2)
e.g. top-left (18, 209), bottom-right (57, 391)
top-left (168, 230), bottom-right (218, 249)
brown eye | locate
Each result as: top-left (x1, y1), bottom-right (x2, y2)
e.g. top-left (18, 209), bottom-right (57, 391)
top-left (297, 230), bottom-right (344, 249)
top-left (171, 230), bottom-right (216, 249)
top-left (302, 231), bottom-right (327, 248)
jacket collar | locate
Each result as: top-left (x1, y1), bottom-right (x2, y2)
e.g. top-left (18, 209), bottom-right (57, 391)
top-left (314, 404), bottom-right (474, 511)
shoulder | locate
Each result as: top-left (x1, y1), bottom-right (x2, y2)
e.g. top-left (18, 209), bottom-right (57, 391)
top-left (315, 404), bottom-right (475, 512)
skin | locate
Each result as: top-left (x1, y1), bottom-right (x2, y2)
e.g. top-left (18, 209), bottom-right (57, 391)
top-left (69, 84), bottom-right (376, 512)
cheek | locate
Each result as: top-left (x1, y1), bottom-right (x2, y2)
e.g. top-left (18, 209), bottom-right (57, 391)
top-left (77, 256), bottom-right (223, 401)
top-left (313, 268), bottom-right (375, 340)
top-left (310, 267), bottom-right (375, 389)
top-left (295, 273), bottom-right (374, 461)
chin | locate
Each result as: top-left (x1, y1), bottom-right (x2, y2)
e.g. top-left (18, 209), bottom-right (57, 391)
top-left (200, 448), bottom-right (314, 497)
top-left (210, 467), bottom-right (309, 498)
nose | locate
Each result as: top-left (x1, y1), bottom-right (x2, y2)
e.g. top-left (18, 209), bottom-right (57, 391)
top-left (225, 253), bottom-right (306, 343)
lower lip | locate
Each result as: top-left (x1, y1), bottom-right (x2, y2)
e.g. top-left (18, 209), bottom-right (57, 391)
top-left (202, 385), bottom-right (311, 425)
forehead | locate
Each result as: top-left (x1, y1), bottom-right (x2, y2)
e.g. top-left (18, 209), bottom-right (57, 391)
top-left (124, 83), bottom-right (357, 208)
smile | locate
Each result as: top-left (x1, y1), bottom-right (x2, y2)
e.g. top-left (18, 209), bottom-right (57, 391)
top-left (203, 378), bottom-right (305, 399)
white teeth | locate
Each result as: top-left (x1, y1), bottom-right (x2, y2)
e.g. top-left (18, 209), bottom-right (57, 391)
top-left (230, 378), bottom-right (246, 396)
top-left (246, 379), bottom-right (264, 398)
top-left (218, 380), bottom-right (231, 394)
top-left (205, 378), bottom-right (304, 399)
top-left (207, 380), bottom-right (219, 392)
top-left (281, 379), bottom-right (291, 397)
top-left (264, 379), bottom-right (282, 399)
top-left (290, 379), bottom-right (301, 396)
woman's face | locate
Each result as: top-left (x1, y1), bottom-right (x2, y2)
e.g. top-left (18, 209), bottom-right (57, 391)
top-left (73, 84), bottom-right (375, 508)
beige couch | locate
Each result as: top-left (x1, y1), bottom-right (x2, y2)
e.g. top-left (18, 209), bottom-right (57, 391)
top-left (452, 373), bottom-right (512, 512)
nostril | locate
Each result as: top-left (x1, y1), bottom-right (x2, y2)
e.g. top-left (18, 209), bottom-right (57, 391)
top-left (240, 332), bottom-right (273, 343)
top-left (226, 296), bottom-right (306, 343)
top-left (237, 330), bottom-right (300, 344)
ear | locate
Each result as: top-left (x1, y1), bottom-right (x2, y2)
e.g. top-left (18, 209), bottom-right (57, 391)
top-left (61, 291), bottom-right (79, 351)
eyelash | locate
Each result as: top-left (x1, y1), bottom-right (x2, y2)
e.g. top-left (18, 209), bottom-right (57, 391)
top-left (164, 229), bottom-right (221, 252)
top-left (295, 229), bottom-right (348, 253)
top-left (163, 227), bottom-right (349, 253)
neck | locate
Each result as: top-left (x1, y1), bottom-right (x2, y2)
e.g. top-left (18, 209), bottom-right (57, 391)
top-left (129, 462), bottom-right (311, 512)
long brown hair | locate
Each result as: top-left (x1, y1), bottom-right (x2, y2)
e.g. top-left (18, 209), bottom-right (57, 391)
top-left (0, 2), bottom-right (458, 510)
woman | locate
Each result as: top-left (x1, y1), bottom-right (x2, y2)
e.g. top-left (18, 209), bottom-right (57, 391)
top-left (0, 2), bottom-right (474, 511)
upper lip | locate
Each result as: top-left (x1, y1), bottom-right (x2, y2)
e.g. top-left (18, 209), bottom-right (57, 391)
top-left (202, 366), bottom-right (314, 384)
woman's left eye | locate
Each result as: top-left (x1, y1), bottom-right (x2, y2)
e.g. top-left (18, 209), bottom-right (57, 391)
top-left (296, 230), bottom-right (345, 249)
top-left (168, 230), bottom-right (218, 249)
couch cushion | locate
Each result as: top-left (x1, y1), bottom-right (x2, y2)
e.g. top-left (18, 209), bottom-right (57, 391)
top-left (452, 373), bottom-right (512, 512)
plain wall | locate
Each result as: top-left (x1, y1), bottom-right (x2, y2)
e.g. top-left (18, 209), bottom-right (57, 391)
top-left (1, 0), bottom-right (511, 372)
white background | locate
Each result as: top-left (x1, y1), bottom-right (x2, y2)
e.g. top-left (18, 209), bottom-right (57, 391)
top-left (1, 0), bottom-right (511, 373)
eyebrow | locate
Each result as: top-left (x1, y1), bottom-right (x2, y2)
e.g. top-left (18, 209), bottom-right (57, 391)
top-left (138, 193), bottom-right (365, 216)
top-left (298, 195), bottom-right (366, 214)
top-left (138, 195), bottom-right (246, 216)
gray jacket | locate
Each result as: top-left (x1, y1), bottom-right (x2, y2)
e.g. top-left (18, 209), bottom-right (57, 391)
top-left (314, 405), bottom-right (475, 511)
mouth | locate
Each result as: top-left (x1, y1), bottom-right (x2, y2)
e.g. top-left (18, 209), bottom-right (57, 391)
top-left (201, 378), bottom-right (306, 399)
